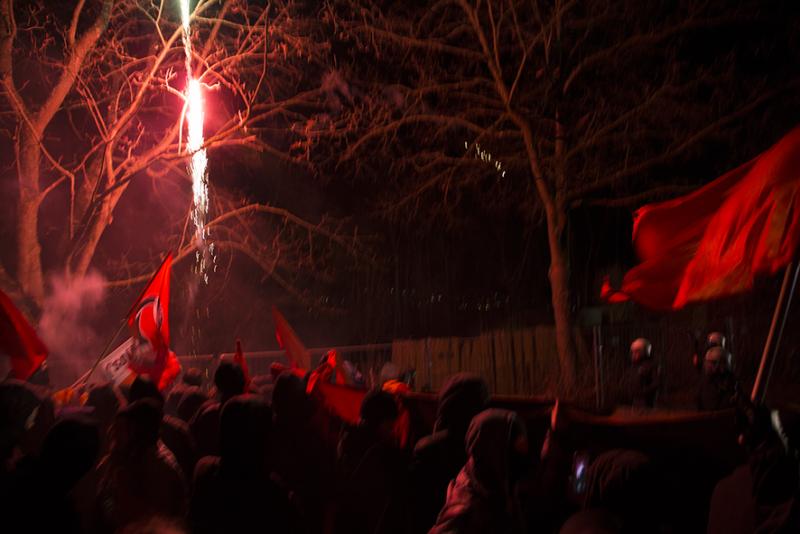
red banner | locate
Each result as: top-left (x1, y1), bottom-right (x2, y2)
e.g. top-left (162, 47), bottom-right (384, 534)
top-left (604, 127), bottom-right (800, 309)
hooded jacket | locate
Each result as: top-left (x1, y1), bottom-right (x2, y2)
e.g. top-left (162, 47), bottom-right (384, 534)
top-left (410, 373), bottom-right (489, 533)
top-left (430, 408), bottom-right (525, 534)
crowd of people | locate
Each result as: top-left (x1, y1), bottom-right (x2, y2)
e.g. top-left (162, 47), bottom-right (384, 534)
top-left (1, 336), bottom-right (799, 534)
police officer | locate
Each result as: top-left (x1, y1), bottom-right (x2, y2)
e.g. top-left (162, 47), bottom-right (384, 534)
top-left (693, 331), bottom-right (728, 371)
top-left (627, 338), bottom-right (660, 409)
top-left (696, 346), bottom-right (738, 411)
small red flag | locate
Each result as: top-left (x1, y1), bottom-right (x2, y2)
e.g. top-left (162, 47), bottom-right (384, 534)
top-left (315, 381), bottom-right (365, 424)
top-left (0, 289), bottom-right (47, 380)
top-left (312, 381), bottom-right (412, 447)
top-left (234, 338), bottom-right (251, 387)
top-left (604, 127), bottom-right (800, 310)
top-left (272, 307), bottom-right (311, 369)
top-left (126, 254), bottom-right (180, 390)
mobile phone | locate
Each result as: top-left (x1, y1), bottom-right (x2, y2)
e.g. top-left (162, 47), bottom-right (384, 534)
top-left (571, 451), bottom-right (591, 495)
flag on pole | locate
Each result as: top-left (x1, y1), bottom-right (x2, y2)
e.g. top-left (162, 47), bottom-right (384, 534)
top-left (125, 254), bottom-right (180, 390)
top-left (0, 289), bottom-right (47, 380)
top-left (272, 306), bottom-right (311, 369)
top-left (603, 127), bottom-right (800, 310)
top-left (89, 337), bottom-right (137, 387)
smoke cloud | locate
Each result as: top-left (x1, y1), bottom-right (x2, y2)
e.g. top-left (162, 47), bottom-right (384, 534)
top-left (38, 271), bottom-right (107, 388)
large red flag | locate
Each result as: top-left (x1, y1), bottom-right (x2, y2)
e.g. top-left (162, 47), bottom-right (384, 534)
top-left (272, 306), bottom-right (312, 369)
top-left (0, 289), bottom-right (47, 380)
top-left (126, 254), bottom-right (180, 390)
top-left (603, 127), bottom-right (800, 310)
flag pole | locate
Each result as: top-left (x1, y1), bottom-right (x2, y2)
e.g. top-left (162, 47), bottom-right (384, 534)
top-left (70, 316), bottom-right (130, 389)
top-left (71, 254), bottom-right (171, 390)
top-left (751, 260), bottom-right (800, 403)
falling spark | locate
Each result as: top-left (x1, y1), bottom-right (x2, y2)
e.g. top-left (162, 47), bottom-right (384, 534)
top-left (464, 141), bottom-right (506, 179)
top-left (181, 0), bottom-right (212, 283)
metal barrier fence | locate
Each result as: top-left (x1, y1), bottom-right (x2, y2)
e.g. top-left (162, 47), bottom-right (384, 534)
top-left (177, 343), bottom-right (393, 384)
top-left (176, 319), bottom-right (771, 408)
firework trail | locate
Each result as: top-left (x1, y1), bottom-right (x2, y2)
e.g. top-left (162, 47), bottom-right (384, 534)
top-left (181, 0), bottom-right (212, 283)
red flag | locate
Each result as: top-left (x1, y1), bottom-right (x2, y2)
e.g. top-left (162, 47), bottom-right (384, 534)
top-left (126, 254), bottom-right (180, 390)
top-left (312, 381), bottom-right (412, 447)
top-left (316, 381), bottom-right (366, 424)
top-left (272, 307), bottom-right (311, 369)
top-left (604, 127), bottom-right (800, 310)
top-left (234, 338), bottom-right (251, 387)
top-left (128, 254), bottom-right (172, 348)
top-left (0, 289), bottom-right (47, 380)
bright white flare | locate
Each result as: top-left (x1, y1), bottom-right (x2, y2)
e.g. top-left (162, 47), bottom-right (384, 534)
top-left (181, 0), bottom-right (211, 282)
top-left (187, 79), bottom-right (208, 245)
top-left (180, 0), bottom-right (191, 31)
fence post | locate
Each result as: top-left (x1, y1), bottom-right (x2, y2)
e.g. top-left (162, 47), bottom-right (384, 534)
top-left (424, 337), bottom-right (432, 391)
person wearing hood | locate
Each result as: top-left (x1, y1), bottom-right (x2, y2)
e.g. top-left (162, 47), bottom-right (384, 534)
top-left (707, 404), bottom-right (800, 533)
top-left (430, 408), bottom-right (528, 534)
top-left (559, 449), bottom-right (659, 534)
top-left (189, 394), bottom-right (291, 534)
top-left (409, 373), bottom-right (490, 533)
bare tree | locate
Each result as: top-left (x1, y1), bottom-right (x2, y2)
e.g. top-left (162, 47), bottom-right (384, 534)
top-left (318, 0), bottom-right (800, 393)
top-left (0, 0), bottom-right (357, 311)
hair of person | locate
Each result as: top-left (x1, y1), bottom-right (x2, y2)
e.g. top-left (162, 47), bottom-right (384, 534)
top-left (214, 361), bottom-right (246, 399)
top-left (129, 375), bottom-right (164, 406)
top-left (360, 389), bottom-right (399, 427)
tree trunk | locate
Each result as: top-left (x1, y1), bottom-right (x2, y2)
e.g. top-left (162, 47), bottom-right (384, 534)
top-left (545, 209), bottom-right (577, 395)
top-left (513, 114), bottom-right (578, 396)
top-left (16, 130), bottom-right (45, 305)
top-left (550, 111), bottom-right (577, 395)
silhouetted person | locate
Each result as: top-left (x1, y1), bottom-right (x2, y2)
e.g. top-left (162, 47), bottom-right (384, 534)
top-left (130, 375), bottom-right (197, 481)
top-left (430, 408), bottom-right (528, 534)
top-left (271, 372), bottom-right (336, 533)
top-left (559, 449), bottom-right (659, 534)
top-left (693, 331), bottom-right (728, 371)
top-left (624, 338), bottom-right (660, 409)
top-left (409, 373), bottom-right (490, 533)
top-left (190, 361), bottom-right (245, 458)
top-left (707, 404), bottom-right (800, 533)
top-left (0, 379), bottom-right (55, 470)
top-left (7, 415), bottom-right (99, 534)
top-left (96, 399), bottom-right (187, 531)
top-left (176, 387), bottom-right (208, 423)
top-left (165, 368), bottom-right (205, 417)
top-left (697, 347), bottom-right (738, 411)
top-left (336, 389), bottom-right (407, 534)
top-left (75, 382), bottom-right (126, 532)
top-left (190, 394), bottom-right (291, 534)
top-left (85, 382), bottom-right (126, 456)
